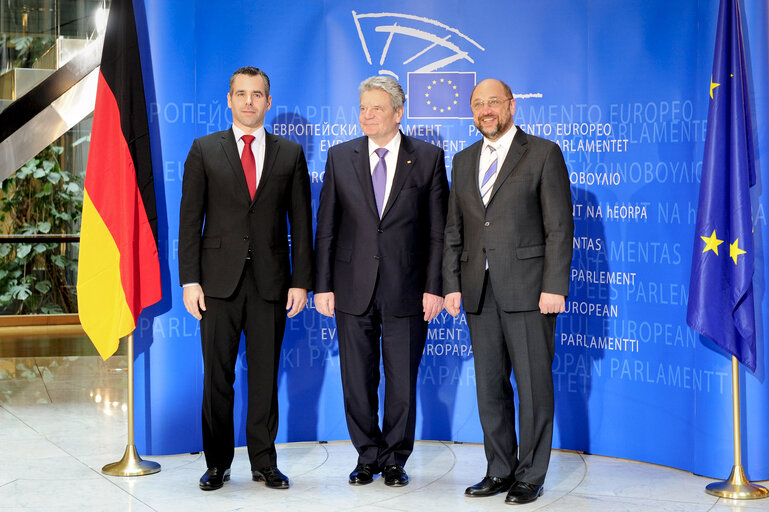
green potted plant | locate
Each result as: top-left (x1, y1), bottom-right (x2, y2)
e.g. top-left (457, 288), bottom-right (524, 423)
top-left (0, 144), bottom-right (82, 314)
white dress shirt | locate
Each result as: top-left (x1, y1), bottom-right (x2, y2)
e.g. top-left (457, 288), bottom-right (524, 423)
top-left (479, 125), bottom-right (516, 269)
top-left (233, 124), bottom-right (266, 188)
top-left (478, 124), bottom-right (517, 191)
top-left (368, 131), bottom-right (401, 217)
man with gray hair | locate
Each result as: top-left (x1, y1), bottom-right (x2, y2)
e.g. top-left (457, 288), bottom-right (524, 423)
top-left (315, 76), bottom-right (448, 486)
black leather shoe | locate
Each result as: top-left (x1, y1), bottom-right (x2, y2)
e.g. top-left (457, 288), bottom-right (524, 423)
top-left (349, 463), bottom-right (380, 485)
top-left (464, 476), bottom-right (515, 497)
top-left (382, 465), bottom-right (408, 486)
top-left (199, 467), bottom-right (230, 491)
top-left (252, 465), bottom-right (289, 489)
top-left (505, 481), bottom-right (543, 504)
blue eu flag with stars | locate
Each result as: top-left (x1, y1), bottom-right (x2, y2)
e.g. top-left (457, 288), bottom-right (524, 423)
top-left (407, 72), bottom-right (474, 119)
top-left (687, 0), bottom-right (756, 371)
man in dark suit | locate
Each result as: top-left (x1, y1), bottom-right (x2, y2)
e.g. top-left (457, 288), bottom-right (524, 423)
top-left (178, 67), bottom-right (313, 491)
top-left (443, 78), bottom-right (573, 504)
top-left (315, 76), bottom-right (448, 487)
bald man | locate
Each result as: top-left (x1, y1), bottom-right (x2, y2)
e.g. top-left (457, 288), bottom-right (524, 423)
top-left (443, 78), bottom-right (573, 504)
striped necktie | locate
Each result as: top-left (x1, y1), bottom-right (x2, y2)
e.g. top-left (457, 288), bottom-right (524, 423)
top-left (480, 145), bottom-right (497, 206)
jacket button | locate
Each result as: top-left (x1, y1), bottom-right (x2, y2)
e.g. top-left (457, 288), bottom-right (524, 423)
top-left (244, 235), bottom-right (249, 240)
top-left (373, 255), bottom-right (380, 260)
top-left (484, 221), bottom-right (490, 227)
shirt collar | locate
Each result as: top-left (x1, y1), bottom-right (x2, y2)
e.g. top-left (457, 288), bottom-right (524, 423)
top-left (368, 130), bottom-right (401, 157)
top-left (483, 124), bottom-right (516, 152)
top-left (232, 124), bottom-right (266, 144)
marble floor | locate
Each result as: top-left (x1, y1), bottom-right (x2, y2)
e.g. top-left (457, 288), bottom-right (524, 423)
top-left (1, 353), bottom-right (768, 511)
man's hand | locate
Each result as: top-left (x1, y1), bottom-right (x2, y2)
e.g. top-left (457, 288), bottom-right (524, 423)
top-left (539, 292), bottom-right (566, 314)
top-left (286, 288), bottom-right (308, 318)
top-left (444, 292), bottom-right (462, 317)
top-left (423, 293), bottom-right (444, 322)
top-left (315, 291), bottom-right (335, 317)
top-left (183, 285), bottom-right (206, 320)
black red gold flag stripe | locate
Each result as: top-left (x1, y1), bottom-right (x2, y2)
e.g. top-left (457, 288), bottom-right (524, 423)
top-left (77, 0), bottom-right (161, 360)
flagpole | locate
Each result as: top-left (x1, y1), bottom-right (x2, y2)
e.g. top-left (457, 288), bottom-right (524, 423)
top-left (705, 356), bottom-right (767, 499)
top-left (102, 332), bottom-right (161, 476)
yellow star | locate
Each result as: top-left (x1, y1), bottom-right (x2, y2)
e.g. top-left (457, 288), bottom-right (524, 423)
top-left (453, 100), bottom-right (457, 104)
top-left (455, 93), bottom-right (459, 97)
top-left (710, 76), bottom-right (720, 99)
top-left (425, 93), bottom-right (429, 97)
top-left (447, 106), bottom-right (452, 111)
top-left (448, 80), bottom-right (453, 84)
top-left (426, 100), bottom-right (431, 105)
top-left (701, 229), bottom-right (724, 255)
top-left (440, 108), bottom-right (444, 112)
top-left (453, 85), bottom-right (457, 89)
top-left (440, 78), bottom-right (444, 82)
top-left (427, 85), bottom-right (432, 90)
top-left (432, 80), bottom-right (437, 84)
top-left (432, 106), bottom-right (437, 111)
top-left (730, 238), bottom-right (747, 264)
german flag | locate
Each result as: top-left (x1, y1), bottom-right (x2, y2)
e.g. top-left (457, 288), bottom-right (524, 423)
top-left (77, 0), bottom-right (161, 360)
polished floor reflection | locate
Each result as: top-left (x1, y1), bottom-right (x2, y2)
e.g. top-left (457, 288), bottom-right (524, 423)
top-left (0, 353), bottom-right (768, 511)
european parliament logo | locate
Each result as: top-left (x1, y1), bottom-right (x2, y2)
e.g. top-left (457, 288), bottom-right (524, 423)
top-left (408, 72), bottom-right (475, 119)
top-left (349, 11), bottom-right (481, 119)
top-left (351, 11), bottom-right (485, 79)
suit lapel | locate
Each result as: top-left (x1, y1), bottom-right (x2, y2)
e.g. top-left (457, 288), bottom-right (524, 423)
top-left (381, 132), bottom-right (416, 219)
top-left (488, 128), bottom-right (528, 206)
top-left (466, 141), bottom-right (486, 210)
top-left (253, 130), bottom-right (279, 204)
top-left (352, 137), bottom-right (380, 218)
top-left (219, 129), bottom-right (251, 201)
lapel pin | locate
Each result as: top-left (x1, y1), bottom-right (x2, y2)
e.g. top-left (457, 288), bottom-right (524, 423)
top-left (407, 160), bottom-right (412, 164)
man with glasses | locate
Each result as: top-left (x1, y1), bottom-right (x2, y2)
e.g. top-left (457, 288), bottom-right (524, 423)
top-left (443, 78), bottom-right (573, 504)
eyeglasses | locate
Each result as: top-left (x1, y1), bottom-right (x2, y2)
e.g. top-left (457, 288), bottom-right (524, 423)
top-left (471, 97), bottom-right (512, 111)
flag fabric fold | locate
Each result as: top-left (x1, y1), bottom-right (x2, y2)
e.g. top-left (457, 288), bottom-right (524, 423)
top-left (77, 0), bottom-right (161, 360)
top-left (687, 0), bottom-right (756, 371)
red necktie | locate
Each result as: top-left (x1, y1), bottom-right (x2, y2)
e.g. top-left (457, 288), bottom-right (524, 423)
top-left (241, 134), bottom-right (256, 199)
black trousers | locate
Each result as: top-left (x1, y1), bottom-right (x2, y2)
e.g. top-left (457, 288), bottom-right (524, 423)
top-left (467, 274), bottom-right (556, 485)
top-left (335, 279), bottom-right (427, 467)
top-left (200, 264), bottom-right (286, 471)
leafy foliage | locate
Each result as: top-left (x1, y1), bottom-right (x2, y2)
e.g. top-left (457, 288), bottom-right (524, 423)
top-left (0, 145), bottom-right (82, 314)
top-left (9, 36), bottom-right (55, 68)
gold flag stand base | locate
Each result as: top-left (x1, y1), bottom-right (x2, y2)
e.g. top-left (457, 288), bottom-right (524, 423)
top-left (706, 465), bottom-right (768, 499)
top-left (101, 333), bottom-right (161, 477)
top-left (102, 444), bottom-right (161, 477)
top-left (704, 356), bottom-right (768, 500)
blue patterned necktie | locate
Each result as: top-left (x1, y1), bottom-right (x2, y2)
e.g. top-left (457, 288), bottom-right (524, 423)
top-left (480, 145), bottom-right (497, 206)
top-left (372, 147), bottom-right (388, 216)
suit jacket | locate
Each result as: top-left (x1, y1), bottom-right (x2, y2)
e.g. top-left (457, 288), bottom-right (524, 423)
top-left (178, 127), bottom-right (313, 300)
top-left (315, 132), bottom-right (448, 317)
top-left (443, 127), bottom-right (573, 313)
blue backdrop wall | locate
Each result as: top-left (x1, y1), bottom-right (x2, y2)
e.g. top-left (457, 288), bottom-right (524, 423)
top-left (130, 0), bottom-right (769, 480)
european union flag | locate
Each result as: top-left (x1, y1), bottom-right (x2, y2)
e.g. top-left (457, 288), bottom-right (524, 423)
top-left (407, 72), bottom-right (474, 119)
top-left (687, 0), bottom-right (756, 371)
